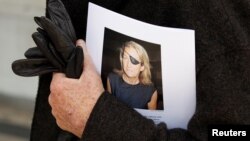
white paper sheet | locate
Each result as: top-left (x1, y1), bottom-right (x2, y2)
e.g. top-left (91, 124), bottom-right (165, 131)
top-left (86, 2), bottom-right (196, 129)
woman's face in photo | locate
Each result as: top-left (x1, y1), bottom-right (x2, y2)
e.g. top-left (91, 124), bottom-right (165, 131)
top-left (122, 47), bottom-right (144, 79)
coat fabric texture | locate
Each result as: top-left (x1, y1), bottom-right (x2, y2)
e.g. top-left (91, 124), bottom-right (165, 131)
top-left (30, 0), bottom-right (250, 141)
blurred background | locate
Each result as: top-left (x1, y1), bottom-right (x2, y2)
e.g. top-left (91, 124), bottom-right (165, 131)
top-left (0, 0), bottom-right (45, 140)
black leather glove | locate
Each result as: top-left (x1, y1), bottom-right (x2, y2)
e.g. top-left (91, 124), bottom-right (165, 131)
top-left (47, 0), bottom-right (77, 42)
top-left (12, 0), bottom-right (83, 140)
top-left (12, 0), bottom-right (83, 79)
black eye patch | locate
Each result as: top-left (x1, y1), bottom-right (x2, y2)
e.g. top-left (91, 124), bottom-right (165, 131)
top-left (122, 49), bottom-right (141, 65)
top-left (129, 55), bottom-right (140, 65)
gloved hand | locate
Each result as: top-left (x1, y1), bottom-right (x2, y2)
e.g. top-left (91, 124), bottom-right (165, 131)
top-left (12, 0), bottom-right (83, 79)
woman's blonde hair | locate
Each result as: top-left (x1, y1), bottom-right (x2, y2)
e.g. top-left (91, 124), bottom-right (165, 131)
top-left (119, 41), bottom-right (152, 85)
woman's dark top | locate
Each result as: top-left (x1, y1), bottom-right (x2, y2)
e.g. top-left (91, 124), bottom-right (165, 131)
top-left (108, 72), bottom-right (155, 109)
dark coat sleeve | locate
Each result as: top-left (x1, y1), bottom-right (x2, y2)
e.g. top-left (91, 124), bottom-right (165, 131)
top-left (81, 92), bottom-right (196, 141)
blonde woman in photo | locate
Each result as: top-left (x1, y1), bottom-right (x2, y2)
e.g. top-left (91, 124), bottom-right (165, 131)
top-left (107, 41), bottom-right (158, 110)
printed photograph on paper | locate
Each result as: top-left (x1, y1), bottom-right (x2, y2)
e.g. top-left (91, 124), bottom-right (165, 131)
top-left (101, 28), bottom-right (163, 110)
top-left (86, 2), bottom-right (196, 129)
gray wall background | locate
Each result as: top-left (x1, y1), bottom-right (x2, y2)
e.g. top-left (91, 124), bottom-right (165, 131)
top-left (0, 0), bottom-right (46, 140)
top-left (0, 0), bottom-right (45, 100)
